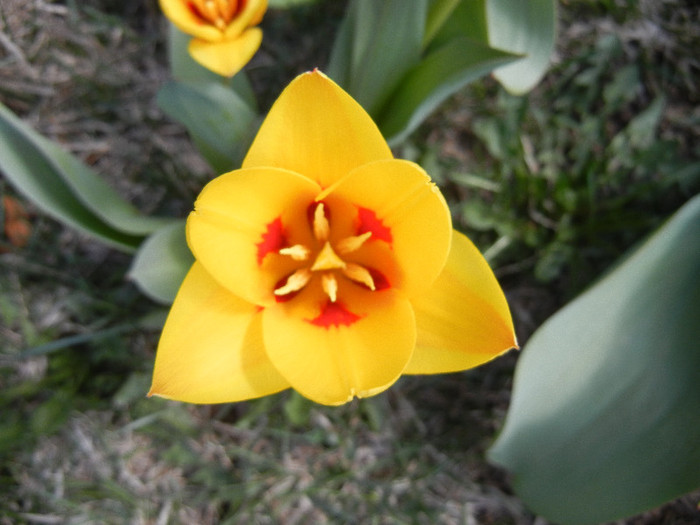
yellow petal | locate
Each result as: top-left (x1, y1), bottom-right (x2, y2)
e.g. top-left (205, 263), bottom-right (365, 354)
top-left (405, 230), bottom-right (517, 374)
top-left (242, 70), bottom-right (393, 187)
top-left (262, 290), bottom-right (416, 405)
top-left (188, 28), bottom-right (262, 77)
top-left (187, 167), bottom-right (321, 306)
top-left (159, 0), bottom-right (223, 41)
top-left (329, 158), bottom-right (452, 296)
top-left (224, 0), bottom-right (268, 39)
top-left (149, 262), bottom-right (289, 403)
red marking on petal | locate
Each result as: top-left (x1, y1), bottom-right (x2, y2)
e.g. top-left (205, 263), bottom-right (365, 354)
top-left (186, 2), bottom-right (206, 24)
top-left (236, 0), bottom-right (248, 17)
top-left (368, 268), bottom-right (391, 291)
top-left (308, 301), bottom-right (364, 328)
top-left (257, 217), bottom-right (286, 265)
top-left (357, 207), bottom-right (392, 244)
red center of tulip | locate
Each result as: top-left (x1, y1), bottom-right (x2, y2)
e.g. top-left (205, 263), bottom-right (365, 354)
top-left (187, 0), bottom-right (246, 29)
top-left (256, 201), bottom-right (392, 326)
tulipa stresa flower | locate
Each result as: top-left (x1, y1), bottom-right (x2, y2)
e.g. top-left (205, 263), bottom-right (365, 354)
top-left (160, 0), bottom-right (267, 77)
top-left (149, 70), bottom-right (517, 406)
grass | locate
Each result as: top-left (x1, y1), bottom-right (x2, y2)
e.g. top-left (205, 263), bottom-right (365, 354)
top-left (1, 0), bottom-right (699, 523)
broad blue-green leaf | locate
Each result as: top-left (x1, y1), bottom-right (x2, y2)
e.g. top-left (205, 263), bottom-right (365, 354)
top-left (167, 23), bottom-right (256, 109)
top-left (423, 0), bottom-right (461, 48)
top-left (378, 37), bottom-right (517, 145)
top-left (327, 0), bottom-right (427, 117)
top-left (0, 103), bottom-right (171, 252)
top-left (486, 0), bottom-right (556, 94)
top-left (426, 0), bottom-right (488, 51)
top-left (128, 221), bottom-right (193, 304)
top-left (157, 80), bottom-right (259, 174)
top-left (488, 195), bottom-right (700, 525)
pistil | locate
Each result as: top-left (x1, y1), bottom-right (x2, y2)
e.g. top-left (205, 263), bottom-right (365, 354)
top-left (273, 201), bottom-right (383, 303)
top-left (313, 202), bottom-right (330, 242)
top-left (311, 242), bottom-right (346, 271)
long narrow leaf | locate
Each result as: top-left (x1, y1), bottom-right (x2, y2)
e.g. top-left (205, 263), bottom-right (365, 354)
top-left (325, 6), bottom-right (353, 86)
top-left (423, 0), bottom-right (461, 48)
top-left (18, 325), bottom-right (135, 358)
top-left (378, 37), bottom-right (517, 145)
top-left (0, 103), bottom-right (161, 251)
top-left (327, 0), bottom-right (427, 117)
top-left (488, 195), bottom-right (700, 525)
top-left (157, 80), bottom-right (258, 174)
top-left (0, 103), bottom-right (173, 237)
top-left (426, 0), bottom-right (489, 51)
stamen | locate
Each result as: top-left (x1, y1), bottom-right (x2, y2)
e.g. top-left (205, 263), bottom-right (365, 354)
top-left (274, 269), bottom-right (312, 296)
top-left (343, 263), bottom-right (376, 290)
top-left (336, 231), bottom-right (372, 254)
top-left (279, 244), bottom-right (310, 261)
top-left (311, 242), bottom-right (346, 271)
top-left (313, 203), bottom-right (330, 242)
top-left (321, 274), bottom-right (338, 303)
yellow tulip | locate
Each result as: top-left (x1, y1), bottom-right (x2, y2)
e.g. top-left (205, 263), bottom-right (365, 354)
top-left (160, 0), bottom-right (267, 77)
top-left (149, 70), bottom-right (517, 406)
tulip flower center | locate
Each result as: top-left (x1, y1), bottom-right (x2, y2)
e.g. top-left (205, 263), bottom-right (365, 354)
top-left (187, 0), bottom-right (245, 30)
top-left (271, 202), bottom-right (387, 304)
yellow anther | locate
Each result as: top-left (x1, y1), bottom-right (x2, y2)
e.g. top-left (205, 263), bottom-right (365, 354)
top-left (313, 203), bottom-right (330, 242)
top-left (274, 269), bottom-right (312, 296)
top-left (321, 274), bottom-right (339, 303)
top-left (343, 263), bottom-right (376, 290)
top-left (311, 242), bottom-right (346, 271)
top-left (336, 231), bottom-right (372, 254)
top-left (279, 244), bottom-right (310, 261)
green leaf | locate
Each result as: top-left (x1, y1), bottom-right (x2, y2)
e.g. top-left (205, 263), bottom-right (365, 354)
top-left (378, 37), bottom-right (517, 145)
top-left (327, 0), bottom-right (427, 117)
top-left (423, 0), bottom-right (462, 48)
top-left (488, 196), bottom-right (700, 525)
top-left (426, 0), bottom-right (489, 51)
top-left (157, 80), bottom-right (259, 173)
top-left (19, 325), bottom-right (135, 359)
top-left (486, 0), bottom-right (556, 94)
top-left (128, 221), bottom-right (194, 304)
top-left (0, 103), bottom-right (170, 252)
